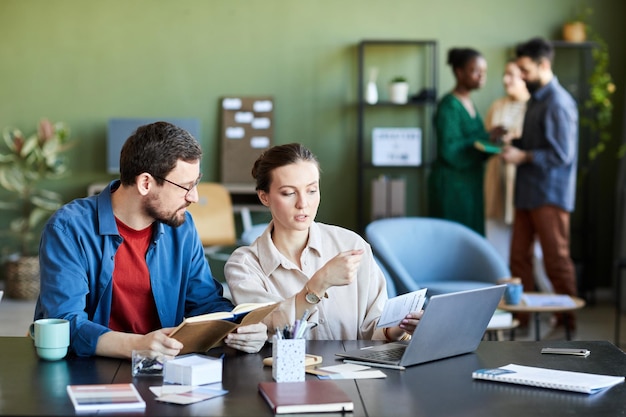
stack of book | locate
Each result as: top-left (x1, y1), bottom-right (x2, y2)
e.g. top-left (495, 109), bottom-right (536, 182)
top-left (66, 383), bottom-right (145, 412)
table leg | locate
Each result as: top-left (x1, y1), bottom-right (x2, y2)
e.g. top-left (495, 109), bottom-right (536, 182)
top-left (616, 260), bottom-right (624, 347)
top-left (534, 313), bottom-right (540, 341)
top-left (564, 315), bottom-right (571, 341)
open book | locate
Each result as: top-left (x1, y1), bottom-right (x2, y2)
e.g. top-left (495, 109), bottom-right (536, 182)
top-left (473, 364), bottom-right (625, 394)
top-left (170, 302), bottom-right (278, 355)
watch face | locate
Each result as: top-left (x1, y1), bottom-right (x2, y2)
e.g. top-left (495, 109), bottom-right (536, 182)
top-left (305, 292), bottom-right (321, 304)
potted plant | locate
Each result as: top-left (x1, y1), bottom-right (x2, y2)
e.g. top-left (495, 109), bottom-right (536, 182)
top-left (389, 76), bottom-right (409, 104)
top-left (562, 6), bottom-right (590, 42)
top-left (0, 119), bottom-right (73, 299)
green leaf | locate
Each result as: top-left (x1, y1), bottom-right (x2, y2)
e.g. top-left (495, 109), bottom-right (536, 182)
top-left (29, 206), bottom-right (55, 229)
top-left (20, 135), bottom-right (39, 158)
top-left (31, 193), bottom-right (62, 211)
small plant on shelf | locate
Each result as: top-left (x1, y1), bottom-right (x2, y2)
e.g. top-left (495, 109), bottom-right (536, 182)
top-left (389, 76), bottom-right (409, 104)
top-left (390, 76), bottom-right (407, 84)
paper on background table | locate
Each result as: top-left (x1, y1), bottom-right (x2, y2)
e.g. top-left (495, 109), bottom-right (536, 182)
top-left (522, 294), bottom-right (576, 307)
top-left (377, 288), bottom-right (427, 328)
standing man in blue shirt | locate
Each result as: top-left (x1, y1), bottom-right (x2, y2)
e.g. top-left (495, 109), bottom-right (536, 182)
top-left (501, 37), bottom-right (579, 330)
top-left (35, 121), bottom-right (267, 358)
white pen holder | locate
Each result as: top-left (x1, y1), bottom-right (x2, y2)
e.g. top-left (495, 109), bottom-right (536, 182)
top-left (272, 337), bottom-right (305, 382)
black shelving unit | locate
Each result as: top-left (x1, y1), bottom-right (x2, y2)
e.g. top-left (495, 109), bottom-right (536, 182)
top-left (356, 40), bottom-right (438, 233)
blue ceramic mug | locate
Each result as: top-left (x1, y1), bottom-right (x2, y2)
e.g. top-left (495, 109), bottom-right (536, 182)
top-left (503, 278), bottom-right (523, 305)
top-left (29, 318), bottom-right (69, 361)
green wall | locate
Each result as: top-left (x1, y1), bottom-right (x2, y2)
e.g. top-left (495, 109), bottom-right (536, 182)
top-left (1, 0), bottom-right (624, 285)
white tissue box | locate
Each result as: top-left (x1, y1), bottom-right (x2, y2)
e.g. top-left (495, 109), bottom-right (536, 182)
top-left (163, 354), bottom-right (223, 386)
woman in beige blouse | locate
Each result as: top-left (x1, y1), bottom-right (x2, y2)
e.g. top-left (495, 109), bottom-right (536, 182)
top-left (225, 143), bottom-right (420, 341)
top-left (484, 60), bottom-right (553, 293)
top-left (484, 60), bottom-right (529, 262)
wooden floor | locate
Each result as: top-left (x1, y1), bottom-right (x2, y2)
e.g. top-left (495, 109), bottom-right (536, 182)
top-left (2, 286), bottom-right (624, 350)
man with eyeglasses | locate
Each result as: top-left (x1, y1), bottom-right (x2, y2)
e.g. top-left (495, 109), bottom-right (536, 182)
top-left (34, 121), bottom-right (267, 358)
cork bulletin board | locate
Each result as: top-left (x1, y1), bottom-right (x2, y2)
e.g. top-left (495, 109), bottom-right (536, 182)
top-left (220, 96), bottom-right (274, 185)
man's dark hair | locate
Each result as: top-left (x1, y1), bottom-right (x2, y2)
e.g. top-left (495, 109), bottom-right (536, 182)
top-left (119, 121), bottom-right (202, 186)
top-left (515, 37), bottom-right (554, 64)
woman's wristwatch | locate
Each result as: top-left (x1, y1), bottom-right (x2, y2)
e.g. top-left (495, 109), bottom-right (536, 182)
top-left (304, 285), bottom-right (328, 304)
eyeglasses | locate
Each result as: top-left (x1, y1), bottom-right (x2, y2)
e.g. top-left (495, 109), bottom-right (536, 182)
top-left (153, 173), bottom-right (203, 197)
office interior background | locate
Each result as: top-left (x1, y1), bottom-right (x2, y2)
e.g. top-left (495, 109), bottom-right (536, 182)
top-left (0, 0), bottom-right (625, 293)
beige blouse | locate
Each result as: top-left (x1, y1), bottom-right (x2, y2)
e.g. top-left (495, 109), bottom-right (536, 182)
top-left (225, 221), bottom-right (387, 340)
top-left (484, 96), bottom-right (527, 224)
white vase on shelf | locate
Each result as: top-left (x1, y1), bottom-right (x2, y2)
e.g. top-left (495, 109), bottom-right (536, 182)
top-left (365, 67), bottom-right (379, 104)
top-left (366, 81), bottom-right (378, 104)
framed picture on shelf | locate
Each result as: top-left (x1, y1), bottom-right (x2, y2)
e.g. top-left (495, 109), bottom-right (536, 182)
top-left (372, 127), bottom-right (421, 166)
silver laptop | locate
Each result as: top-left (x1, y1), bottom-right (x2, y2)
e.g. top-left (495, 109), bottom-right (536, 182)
top-left (336, 284), bottom-right (506, 368)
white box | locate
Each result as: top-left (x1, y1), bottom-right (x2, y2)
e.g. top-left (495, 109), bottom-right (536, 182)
top-left (163, 354), bottom-right (223, 386)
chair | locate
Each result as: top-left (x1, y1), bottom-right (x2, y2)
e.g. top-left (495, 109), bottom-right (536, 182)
top-left (186, 182), bottom-right (237, 258)
top-left (366, 217), bottom-right (511, 297)
top-left (374, 255), bottom-right (397, 298)
top-left (240, 223), bottom-right (270, 246)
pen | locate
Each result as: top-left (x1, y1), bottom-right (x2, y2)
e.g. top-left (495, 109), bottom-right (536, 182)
top-left (300, 309), bottom-right (310, 322)
top-left (295, 319), bottom-right (308, 339)
top-left (292, 319), bottom-right (301, 339)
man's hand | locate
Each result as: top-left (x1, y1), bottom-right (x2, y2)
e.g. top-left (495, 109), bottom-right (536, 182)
top-left (501, 145), bottom-right (531, 165)
top-left (224, 322), bottom-right (268, 353)
top-left (96, 327), bottom-right (183, 359)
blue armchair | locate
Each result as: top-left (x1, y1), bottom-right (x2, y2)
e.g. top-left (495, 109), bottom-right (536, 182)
top-left (366, 217), bottom-right (511, 297)
top-left (374, 255), bottom-right (398, 298)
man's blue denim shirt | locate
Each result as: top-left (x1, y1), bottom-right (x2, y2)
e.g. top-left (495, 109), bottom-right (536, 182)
top-left (514, 77), bottom-right (578, 212)
top-left (34, 180), bottom-right (234, 357)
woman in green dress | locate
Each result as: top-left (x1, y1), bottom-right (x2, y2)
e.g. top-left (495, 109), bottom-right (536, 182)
top-left (428, 47), bottom-right (505, 235)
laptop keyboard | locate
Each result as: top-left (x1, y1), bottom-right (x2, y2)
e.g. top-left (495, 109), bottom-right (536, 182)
top-left (359, 347), bottom-right (405, 362)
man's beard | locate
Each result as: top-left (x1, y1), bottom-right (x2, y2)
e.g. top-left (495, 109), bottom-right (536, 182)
top-left (145, 196), bottom-right (188, 228)
top-left (525, 80), bottom-right (542, 94)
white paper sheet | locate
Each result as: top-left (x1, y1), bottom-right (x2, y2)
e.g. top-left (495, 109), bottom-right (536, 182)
top-left (377, 288), bottom-right (427, 328)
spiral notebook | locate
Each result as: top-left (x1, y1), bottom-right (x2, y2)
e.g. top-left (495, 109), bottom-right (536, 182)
top-left (472, 364), bottom-right (625, 394)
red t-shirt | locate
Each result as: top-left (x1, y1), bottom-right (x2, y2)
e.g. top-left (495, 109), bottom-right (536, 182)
top-left (108, 218), bottom-right (161, 334)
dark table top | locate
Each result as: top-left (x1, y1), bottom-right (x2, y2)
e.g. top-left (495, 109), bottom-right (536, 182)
top-left (1, 337), bottom-right (624, 416)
